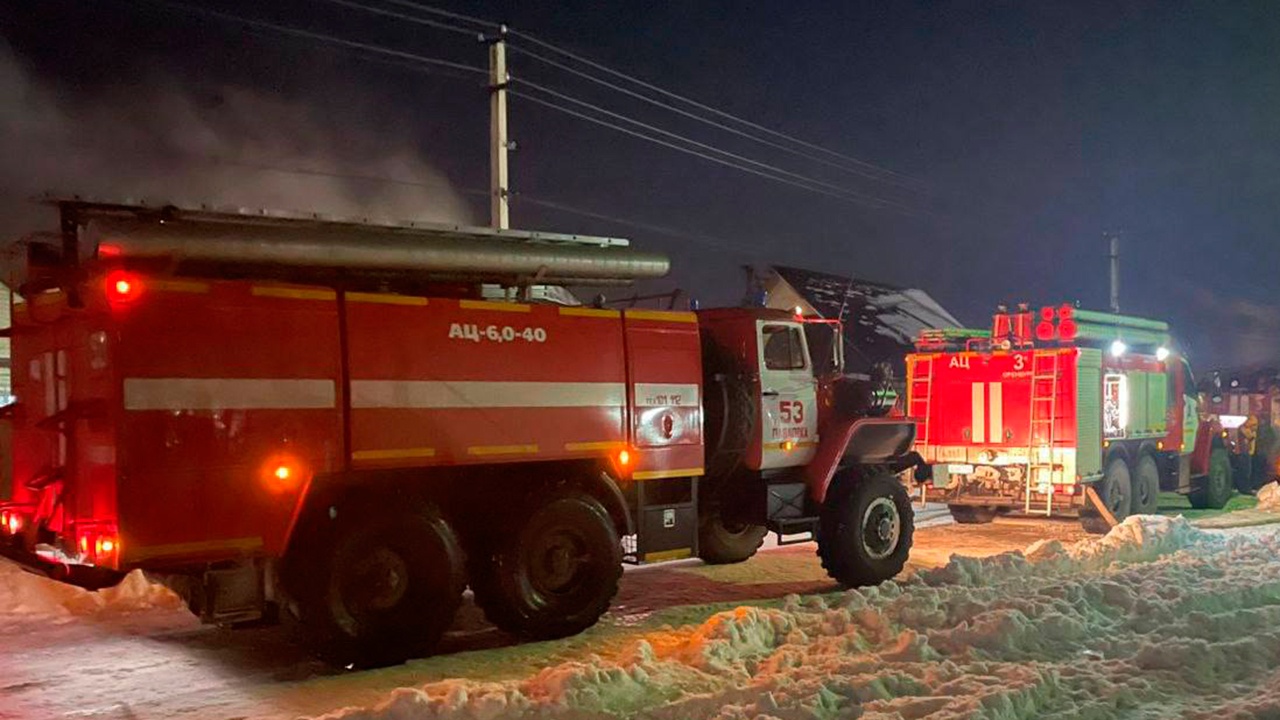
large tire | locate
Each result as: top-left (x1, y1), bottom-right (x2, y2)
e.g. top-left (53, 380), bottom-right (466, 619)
top-left (294, 508), bottom-right (466, 668)
top-left (470, 491), bottom-right (622, 640)
top-left (948, 505), bottom-right (997, 524)
top-left (1131, 454), bottom-right (1161, 515)
top-left (1190, 448), bottom-right (1234, 509)
top-left (817, 472), bottom-right (914, 587)
top-left (1081, 457), bottom-right (1132, 534)
top-left (697, 501), bottom-right (767, 564)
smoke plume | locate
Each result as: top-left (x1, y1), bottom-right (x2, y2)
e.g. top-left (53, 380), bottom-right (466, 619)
top-left (0, 39), bottom-right (475, 250)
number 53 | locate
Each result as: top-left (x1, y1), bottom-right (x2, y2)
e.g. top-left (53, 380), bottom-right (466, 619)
top-left (779, 400), bottom-right (804, 423)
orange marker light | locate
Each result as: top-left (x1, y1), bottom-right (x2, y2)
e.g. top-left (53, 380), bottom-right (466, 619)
top-left (783, 440), bottom-right (796, 451)
top-left (100, 538), bottom-right (116, 554)
top-left (617, 449), bottom-right (631, 467)
top-left (5, 514), bottom-right (19, 534)
top-left (274, 464), bottom-right (292, 481)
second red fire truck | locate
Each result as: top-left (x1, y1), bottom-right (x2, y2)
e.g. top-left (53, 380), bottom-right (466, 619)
top-left (907, 304), bottom-right (1233, 532)
top-left (0, 199), bottom-right (926, 666)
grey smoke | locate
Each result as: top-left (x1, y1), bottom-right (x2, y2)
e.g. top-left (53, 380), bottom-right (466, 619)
top-left (0, 39), bottom-right (475, 250)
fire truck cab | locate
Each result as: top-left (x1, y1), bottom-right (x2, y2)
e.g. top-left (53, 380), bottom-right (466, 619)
top-left (0, 199), bottom-right (924, 666)
top-left (908, 304), bottom-right (1232, 532)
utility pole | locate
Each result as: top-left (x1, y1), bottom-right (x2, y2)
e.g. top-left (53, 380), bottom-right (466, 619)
top-left (487, 26), bottom-right (510, 230)
top-left (1106, 231), bottom-right (1121, 313)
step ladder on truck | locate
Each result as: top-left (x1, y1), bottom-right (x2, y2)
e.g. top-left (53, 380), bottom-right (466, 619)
top-left (906, 303), bottom-right (1234, 533)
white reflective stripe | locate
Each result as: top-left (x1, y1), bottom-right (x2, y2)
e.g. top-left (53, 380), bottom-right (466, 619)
top-left (124, 378), bottom-right (337, 410)
top-left (988, 382), bottom-right (1003, 442)
top-left (633, 383), bottom-right (700, 407)
top-left (351, 380), bottom-right (626, 409)
top-left (971, 382), bottom-right (986, 443)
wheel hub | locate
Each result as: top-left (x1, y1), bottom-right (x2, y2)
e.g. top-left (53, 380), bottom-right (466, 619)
top-left (529, 529), bottom-right (589, 594)
top-left (347, 547), bottom-right (410, 612)
top-left (861, 497), bottom-right (901, 560)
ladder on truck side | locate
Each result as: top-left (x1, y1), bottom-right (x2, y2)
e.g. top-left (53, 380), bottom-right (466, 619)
top-left (1026, 351), bottom-right (1059, 515)
top-left (908, 357), bottom-right (935, 508)
top-left (908, 356), bottom-right (935, 448)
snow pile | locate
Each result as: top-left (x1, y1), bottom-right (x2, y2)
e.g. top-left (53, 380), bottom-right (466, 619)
top-left (315, 519), bottom-right (1280, 719)
top-left (0, 558), bottom-right (182, 620)
top-left (1255, 481), bottom-right (1280, 512)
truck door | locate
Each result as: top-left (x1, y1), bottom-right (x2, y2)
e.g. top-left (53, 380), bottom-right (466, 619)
top-left (756, 321), bottom-right (818, 469)
top-left (1180, 358), bottom-right (1200, 453)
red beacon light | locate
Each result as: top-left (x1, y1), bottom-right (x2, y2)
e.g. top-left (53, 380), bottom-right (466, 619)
top-left (105, 271), bottom-right (143, 304)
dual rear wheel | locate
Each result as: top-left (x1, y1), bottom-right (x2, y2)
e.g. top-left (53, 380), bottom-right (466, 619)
top-left (292, 489), bottom-right (623, 667)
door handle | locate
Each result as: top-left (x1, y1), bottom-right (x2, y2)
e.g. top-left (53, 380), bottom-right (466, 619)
top-left (762, 390), bottom-right (780, 397)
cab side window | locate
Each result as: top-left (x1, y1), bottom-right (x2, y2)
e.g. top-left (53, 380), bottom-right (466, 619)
top-left (762, 325), bottom-right (806, 370)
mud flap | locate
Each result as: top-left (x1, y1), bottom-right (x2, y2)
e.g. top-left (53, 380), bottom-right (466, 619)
top-left (1083, 484), bottom-right (1119, 529)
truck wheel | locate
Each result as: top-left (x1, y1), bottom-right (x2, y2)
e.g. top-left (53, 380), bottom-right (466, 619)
top-left (470, 491), bottom-right (622, 640)
top-left (697, 505), bottom-right (767, 564)
top-left (1081, 457), bottom-right (1132, 534)
top-left (1190, 449), bottom-right (1234, 509)
top-left (948, 505), bottom-right (997, 524)
top-left (295, 508), bottom-right (466, 667)
top-left (817, 472), bottom-right (913, 587)
top-left (1131, 454), bottom-right (1161, 515)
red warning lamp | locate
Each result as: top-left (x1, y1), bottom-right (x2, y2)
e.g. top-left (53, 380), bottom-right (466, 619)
top-left (105, 271), bottom-right (142, 304)
top-left (1035, 321), bottom-right (1056, 342)
top-left (1040, 306), bottom-right (1055, 321)
top-left (1058, 304), bottom-right (1074, 320)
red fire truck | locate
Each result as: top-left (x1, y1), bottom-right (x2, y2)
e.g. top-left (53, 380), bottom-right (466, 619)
top-left (0, 199), bottom-right (924, 666)
top-left (907, 304), bottom-right (1233, 532)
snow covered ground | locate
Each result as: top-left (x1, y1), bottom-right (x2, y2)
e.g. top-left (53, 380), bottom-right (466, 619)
top-left (1, 512), bottom-right (1279, 719)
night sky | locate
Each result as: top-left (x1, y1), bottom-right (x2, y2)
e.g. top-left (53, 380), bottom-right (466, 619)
top-left (2, 1), bottom-right (1278, 369)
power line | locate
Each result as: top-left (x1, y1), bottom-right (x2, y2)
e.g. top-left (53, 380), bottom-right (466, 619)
top-left (315, 0), bottom-right (478, 38)
top-left (374, 0), bottom-right (497, 31)
top-left (143, 0), bottom-right (486, 77)
top-left (510, 43), bottom-right (923, 192)
top-left (309, 0), bottom-right (922, 191)
top-left (512, 80), bottom-right (921, 212)
top-left (506, 28), bottom-right (924, 189)
top-left (511, 88), bottom-right (921, 215)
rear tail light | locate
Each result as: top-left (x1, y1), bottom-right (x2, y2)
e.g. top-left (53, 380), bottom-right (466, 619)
top-left (0, 510), bottom-right (18, 535)
top-left (75, 524), bottom-right (121, 568)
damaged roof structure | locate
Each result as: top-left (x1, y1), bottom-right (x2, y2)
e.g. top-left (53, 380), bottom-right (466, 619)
top-left (753, 265), bottom-right (962, 376)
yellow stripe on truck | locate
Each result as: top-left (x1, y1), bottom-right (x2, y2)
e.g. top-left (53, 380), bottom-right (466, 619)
top-left (252, 286), bottom-right (336, 301)
top-left (625, 310), bottom-right (697, 323)
top-left (352, 447), bottom-right (437, 461)
top-left (346, 292), bottom-right (429, 306)
top-left (468, 444), bottom-right (539, 456)
top-left (632, 467), bottom-right (705, 480)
